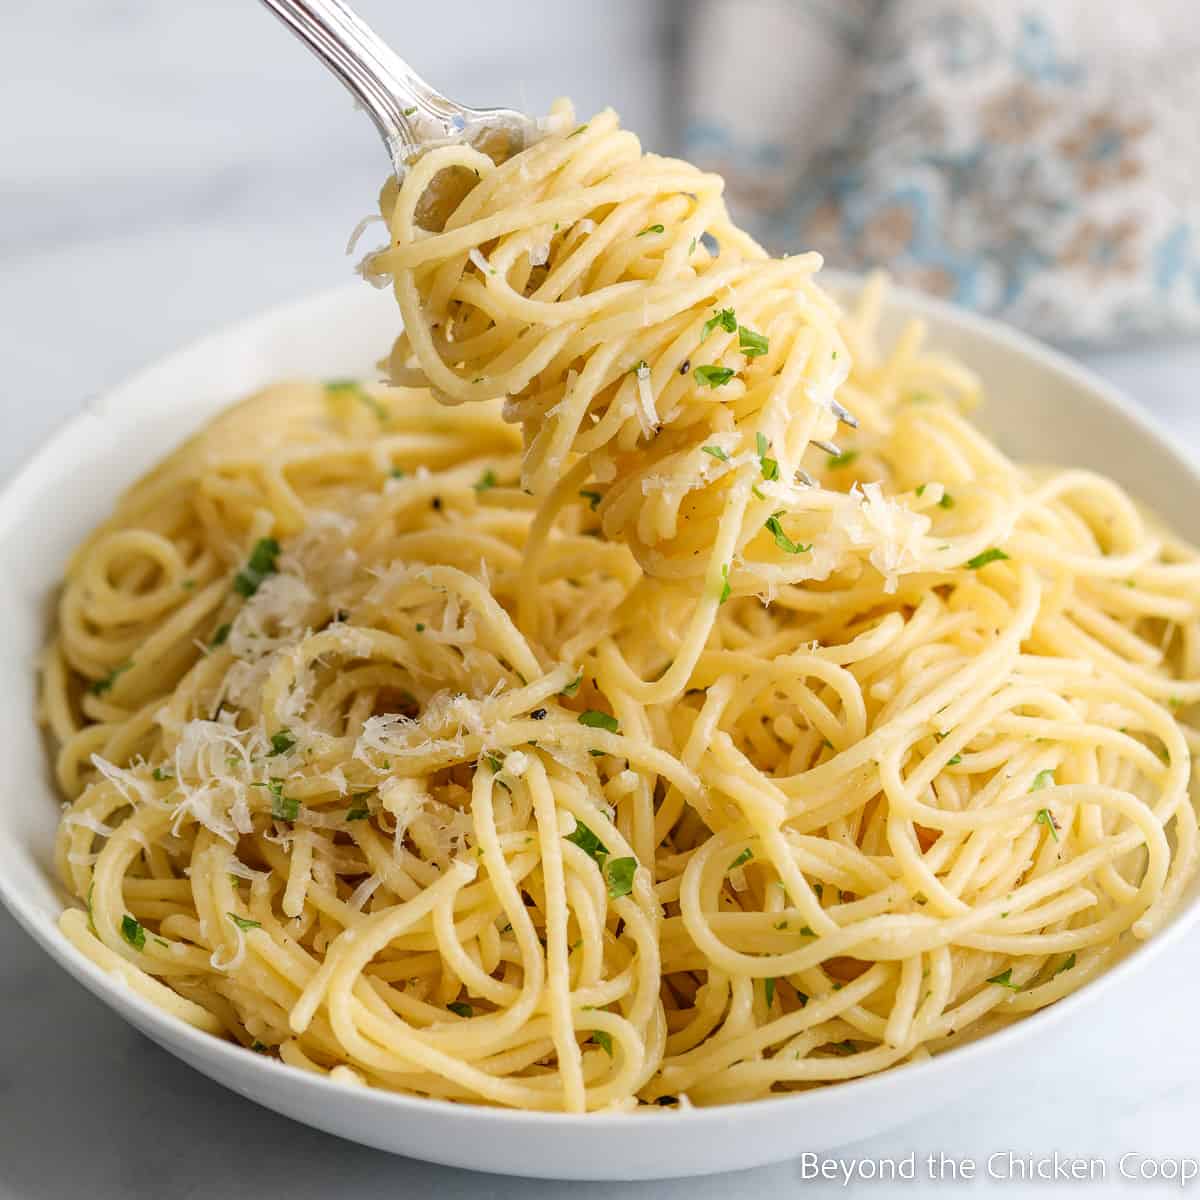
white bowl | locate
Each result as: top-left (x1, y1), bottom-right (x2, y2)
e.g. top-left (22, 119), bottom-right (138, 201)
top-left (2, 276), bottom-right (1198, 1181)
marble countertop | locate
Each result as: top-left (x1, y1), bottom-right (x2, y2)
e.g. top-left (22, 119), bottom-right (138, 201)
top-left (4, 4), bottom-right (1200, 1197)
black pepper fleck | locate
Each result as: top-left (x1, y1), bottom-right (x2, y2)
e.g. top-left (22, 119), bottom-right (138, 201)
top-left (530, 708), bottom-right (547, 720)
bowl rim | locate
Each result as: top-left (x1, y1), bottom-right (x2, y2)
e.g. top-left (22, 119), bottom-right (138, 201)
top-left (4, 271), bottom-right (1200, 1130)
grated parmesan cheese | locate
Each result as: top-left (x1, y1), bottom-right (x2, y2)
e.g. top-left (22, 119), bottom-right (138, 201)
top-left (379, 778), bottom-right (426, 839)
top-left (852, 482), bottom-right (931, 593)
top-left (502, 750), bottom-right (530, 778)
top-left (634, 362), bottom-right (657, 437)
top-left (64, 811), bottom-right (117, 838)
top-left (90, 755), bottom-right (155, 808)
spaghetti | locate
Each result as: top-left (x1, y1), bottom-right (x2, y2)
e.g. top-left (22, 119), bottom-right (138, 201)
top-left (42, 104), bottom-right (1200, 1112)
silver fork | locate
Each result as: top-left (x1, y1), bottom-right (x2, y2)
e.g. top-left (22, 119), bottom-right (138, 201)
top-left (258, 0), bottom-right (857, 439)
top-left (259, 0), bottom-right (540, 173)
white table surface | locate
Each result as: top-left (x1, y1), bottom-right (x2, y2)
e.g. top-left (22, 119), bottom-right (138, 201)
top-left (4, 4), bottom-right (1200, 1197)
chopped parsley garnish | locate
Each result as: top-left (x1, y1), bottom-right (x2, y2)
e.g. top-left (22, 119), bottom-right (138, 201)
top-left (966, 548), bottom-right (1009, 570)
top-left (90, 661), bottom-right (133, 696)
top-left (579, 489), bottom-right (603, 510)
top-left (701, 307), bottom-right (737, 341)
top-left (485, 754), bottom-right (504, 773)
top-left (590, 1030), bottom-right (614, 1056)
top-left (729, 847), bottom-right (753, 870)
top-left (719, 563), bottom-right (732, 605)
top-left (268, 729), bottom-right (295, 757)
top-left (120, 914), bottom-right (146, 951)
top-left (561, 674), bottom-right (583, 697)
top-left (987, 968), bottom-right (1021, 991)
top-left (1036, 808), bottom-right (1060, 842)
top-left (694, 364), bottom-right (735, 388)
top-left (210, 623), bottom-right (231, 648)
top-left (447, 1002), bottom-right (474, 1018)
top-left (181, 578), bottom-right (195, 590)
top-left (701, 444), bottom-right (729, 461)
top-left (152, 766), bottom-right (172, 782)
top-left (738, 326), bottom-right (769, 358)
top-left (228, 912), bottom-right (261, 931)
top-left (827, 450), bottom-right (858, 469)
top-left (360, 393), bottom-right (388, 422)
top-left (764, 511), bottom-right (811, 555)
top-left (831, 1040), bottom-right (857, 1055)
top-left (233, 537), bottom-right (281, 598)
top-left (637, 224), bottom-right (665, 237)
top-left (799, 925), bottom-right (816, 937)
top-left (250, 1040), bottom-right (270, 1053)
top-left (578, 710), bottom-right (619, 734)
top-left (346, 794), bottom-right (373, 821)
top-left (939, 493), bottom-right (955, 509)
top-left (568, 124), bottom-right (588, 138)
top-left (756, 432), bottom-right (779, 481)
top-left (401, 106), bottom-right (417, 117)
top-left (916, 484), bottom-right (926, 496)
top-left (269, 781), bottom-right (298, 822)
top-left (947, 753), bottom-right (962, 766)
top-left (1030, 769), bottom-right (1055, 791)
top-left (327, 379), bottom-right (388, 423)
top-left (415, 623), bottom-right (425, 633)
top-left (1053, 952), bottom-right (1077, 977)
top-left (605, 856), bottom-right (637, 899)
top-left (566, 818), bottom-right (608, 865)
top-left (390, 466), bottom-right (405, 478)
top-left (764, 977), bottom-right (776, 1007)
top-left (473, 469), bottom-right (497, 493)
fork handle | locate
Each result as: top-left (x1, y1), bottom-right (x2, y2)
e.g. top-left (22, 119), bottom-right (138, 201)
top-left (259, 0), bottom-right (450, 168)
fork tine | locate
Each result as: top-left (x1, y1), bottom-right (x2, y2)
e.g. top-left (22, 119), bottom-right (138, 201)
top-left (812, 439), bottom-right (840, 456)
top-left (831, 400), bottom-right (858, 429)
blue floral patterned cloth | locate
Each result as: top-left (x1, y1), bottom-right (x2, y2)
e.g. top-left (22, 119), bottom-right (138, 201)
top-left (681, 0), bottom-right (1200, 343)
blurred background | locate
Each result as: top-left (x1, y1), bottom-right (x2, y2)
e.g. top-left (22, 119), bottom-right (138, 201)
top-left (0, 0), bottom-right (672, 482)
top-left (3, 0), bottom-right (1200, 485)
